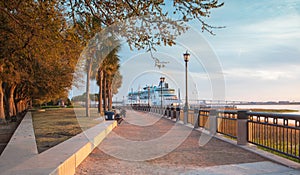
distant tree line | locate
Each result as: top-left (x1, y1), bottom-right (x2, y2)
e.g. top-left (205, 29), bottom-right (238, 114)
top-left (0, 0), bottom-right (223, 122)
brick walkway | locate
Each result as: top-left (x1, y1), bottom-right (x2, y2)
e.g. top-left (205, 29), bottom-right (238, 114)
top-left (75, 110), bottom-right (272, 174)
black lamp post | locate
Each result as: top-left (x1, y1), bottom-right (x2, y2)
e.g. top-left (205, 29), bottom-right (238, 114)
top-left (148, 86), bottom-right (150, 106)
top-left (130, 88), bottom-right (133, 106)
top-left (138, 89), bottom-right (140, 106)
top-left (183, 50), bottom-right (190, 124)
top-left (160, 77), bottom-right (165, 109)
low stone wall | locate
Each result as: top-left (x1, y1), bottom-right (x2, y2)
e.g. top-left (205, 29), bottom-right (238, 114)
top-left (0, 112), bottom-right (38, 170)
top-left (0, 112), bottom-right (117, 175)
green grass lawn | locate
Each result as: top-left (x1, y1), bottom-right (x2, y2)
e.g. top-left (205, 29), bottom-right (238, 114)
top-left (32, 108), bottom-right (103, 153)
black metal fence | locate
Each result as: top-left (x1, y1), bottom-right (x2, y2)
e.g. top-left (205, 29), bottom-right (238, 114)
top-left (247, 112), bottom-right (300, 160)
top-left (217, 110), bottom-right (238, 139)
top-left (199, 109), bottom-right (210, 129)
top-left (130, 105), bottom-right (300, 161)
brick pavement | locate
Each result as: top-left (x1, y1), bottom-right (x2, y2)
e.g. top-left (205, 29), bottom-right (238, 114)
top-left (75, 110), bottom-right (273, 174)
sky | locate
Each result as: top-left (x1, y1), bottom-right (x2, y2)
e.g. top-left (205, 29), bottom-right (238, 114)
top-left (202, 0), bottom-right (300, 102)
top-left (71, 0), bottom-right (300, 103)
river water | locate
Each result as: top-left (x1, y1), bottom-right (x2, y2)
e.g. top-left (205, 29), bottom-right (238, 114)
top-left (235, 105), bottom-right (300, 115)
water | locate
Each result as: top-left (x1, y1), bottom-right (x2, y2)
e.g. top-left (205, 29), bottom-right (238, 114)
top-left (235, 105), bottom-right (300, 114)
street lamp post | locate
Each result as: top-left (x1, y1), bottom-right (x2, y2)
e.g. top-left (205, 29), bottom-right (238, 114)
top-left (160, 77), bottom-right (165, 110)
top-left (183, 51), bottom-right (190, 124)
top-left (138, 89), bottom-right (140, 106)
top-left (130, 88), bottom-right (133, 106)
top-left (148, 86), bottom-right (150, 106)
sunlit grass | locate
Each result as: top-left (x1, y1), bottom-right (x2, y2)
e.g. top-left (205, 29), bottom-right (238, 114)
top-left (258, 146), bottom-right (300, 163)
top-left (32, 108), bottom-right (103, 153)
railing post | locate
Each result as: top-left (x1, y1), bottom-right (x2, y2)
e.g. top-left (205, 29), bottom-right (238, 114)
top-left (209, 110), bottom-right (217, 135)
top-left (194, 108), bottom-right (199, 128)
top-left (176, 107), bottom-right (180, 122)
top-left (164, 107), bottom-right (167, 117)
top-left (237, 110), bottom-right (249, 145)
top-left (171, 107), bottom-right (175, 119)
top-left (198, 110), bottom-right (202, 127)
top-left (184, 107), bottom-right (188, 124)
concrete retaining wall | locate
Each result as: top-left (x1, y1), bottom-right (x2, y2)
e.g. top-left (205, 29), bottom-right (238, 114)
top-left (0, 112), bottom-right (117, 175)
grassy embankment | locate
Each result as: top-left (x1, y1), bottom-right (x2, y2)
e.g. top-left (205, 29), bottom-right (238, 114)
top-left (223, 108), bottom-right (300, 162)
top-left (32, 108), bottom-right (103, 153)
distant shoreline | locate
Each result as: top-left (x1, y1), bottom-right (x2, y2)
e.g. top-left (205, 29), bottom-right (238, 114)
top-left (237, 108), bottom-right (298, 113)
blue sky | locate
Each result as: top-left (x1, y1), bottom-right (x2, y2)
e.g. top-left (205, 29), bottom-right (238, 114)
top-left (71, 0), bottom-right (300, 102)
top-left (203, 0), bottom-right (300, 101)
top-left (116, 0), bottom-right (300, 102)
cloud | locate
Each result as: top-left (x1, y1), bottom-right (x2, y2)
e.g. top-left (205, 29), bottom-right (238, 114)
top-left (241, 14), bottom-right (300, 39)
top-left (206, 12), bottom-right (300, 69)
top-left (223, 68), bottom-right (298, 81)
top-left (222, 64), bottom-right (300, 101)
top-left (114, 1), bottom-right (300, 102)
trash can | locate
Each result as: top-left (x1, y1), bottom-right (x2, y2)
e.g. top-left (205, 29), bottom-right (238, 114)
top-left (171, 106), bottom-right (175, 118)
top-left (104, 111), bottom-right (115, 120)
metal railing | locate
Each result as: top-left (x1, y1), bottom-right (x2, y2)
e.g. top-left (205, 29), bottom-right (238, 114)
top-left (131, 105), bottom-right (300, 161)
top-left (199, 109), bottom-right (210, 129)
top-left (217, 110), bottom-right (238, 139)
top-left (247, 112), bottom-right (300, 160)
top-left (187, 110), bottom-right (194, 124)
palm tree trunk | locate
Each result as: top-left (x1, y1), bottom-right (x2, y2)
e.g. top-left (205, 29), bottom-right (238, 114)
top-left (0, 81), bottom-right (6, 123)
top-left (103, 71), bottom-right (107, 111)
top-left (108, 82), bottom-right (112, 111)
top-left (98, 68), bottom-right (103, 115)
top-left (85, 59), bottom-right (92, 117)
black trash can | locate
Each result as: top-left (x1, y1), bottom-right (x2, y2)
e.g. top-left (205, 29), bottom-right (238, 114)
top-left (104, 111), bottom-right (115, 120)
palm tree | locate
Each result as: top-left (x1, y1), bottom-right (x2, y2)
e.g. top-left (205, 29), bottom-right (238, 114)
top-left (83, 33), bottom-right (117, 117)
top-left (96, 37), bottom-right (121, 113)
top-left (105, 59), bottom-right (120, 110)
top-left (76, 16), bottom-right (102, 117)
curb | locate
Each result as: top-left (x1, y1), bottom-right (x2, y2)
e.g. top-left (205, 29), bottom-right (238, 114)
top-left (49, 120), bottom-right (117, 175)
top-left (157, 113), bottom-right (300, 169)
top-left (212, 132), bottom-right (300, 170)
top-left (0, 111), bottom-right (117, 175)
top-left (0, 112), bottom-right (38, 170)
top-left (191, 124), bottom-right (300, 169)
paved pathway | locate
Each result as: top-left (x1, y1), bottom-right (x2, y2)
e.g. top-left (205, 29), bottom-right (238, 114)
top-left (75, 110), bottom-right (300, 174)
